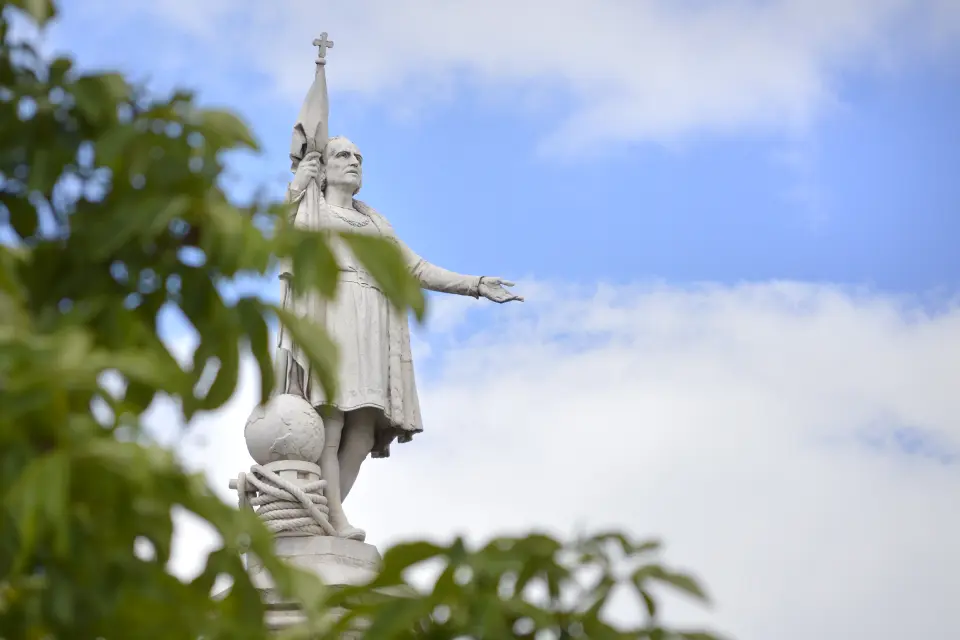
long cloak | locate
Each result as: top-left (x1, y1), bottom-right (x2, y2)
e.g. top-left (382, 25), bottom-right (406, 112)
top-left (274, 180), bottom-right (481, 458)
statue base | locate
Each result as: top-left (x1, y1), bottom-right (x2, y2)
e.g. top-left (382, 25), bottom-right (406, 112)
top-left (218, 536), bottom-right (381, 634)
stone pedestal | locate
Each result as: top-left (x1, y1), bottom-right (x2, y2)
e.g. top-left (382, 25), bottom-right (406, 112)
top-left (248, 536), bottom-right (382, 632)
top-left (232, 392), bottom-right (382, 635)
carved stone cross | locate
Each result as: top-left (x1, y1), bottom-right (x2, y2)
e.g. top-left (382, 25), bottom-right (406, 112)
top-left (313, 32), bottom-right (334, 64)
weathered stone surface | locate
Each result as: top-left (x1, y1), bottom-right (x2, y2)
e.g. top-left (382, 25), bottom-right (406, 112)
top-left (249, 537), bottom-right (381, 589)
top-left (244, 393), bottom-right (325, 466)
top-left (249, 538), bottom-right (382, 634)
top-left (267, 29), bottom-right (524, 540)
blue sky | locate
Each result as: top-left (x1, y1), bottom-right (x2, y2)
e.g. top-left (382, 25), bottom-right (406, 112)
top-left (39, 2), bottom-right (960, 639)
top-left (50, 2), bottom-right (959, 297)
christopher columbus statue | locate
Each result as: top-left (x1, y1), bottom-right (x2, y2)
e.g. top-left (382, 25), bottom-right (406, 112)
top-left (273, 34), bottom-right (524, 541)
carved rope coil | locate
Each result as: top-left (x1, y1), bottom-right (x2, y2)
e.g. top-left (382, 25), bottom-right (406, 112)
top-left (233, 464), bottom-right (338, 537)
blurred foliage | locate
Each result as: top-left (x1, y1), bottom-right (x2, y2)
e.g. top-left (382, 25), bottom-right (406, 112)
top-left (0, 1), bottom-right (721, 638)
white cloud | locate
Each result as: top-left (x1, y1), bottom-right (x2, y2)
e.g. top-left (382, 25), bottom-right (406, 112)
top-left (70, 0), bottom-right (960, 151)
top-left (164, 279), bottom-right (960, 640)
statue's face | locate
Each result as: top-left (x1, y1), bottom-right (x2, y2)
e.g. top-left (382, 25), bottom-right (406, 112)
top-left (323, 138), bottom-right (363, 193)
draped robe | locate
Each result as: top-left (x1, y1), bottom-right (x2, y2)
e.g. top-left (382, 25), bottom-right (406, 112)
top-left (275, 178), bottom-right (482, 458)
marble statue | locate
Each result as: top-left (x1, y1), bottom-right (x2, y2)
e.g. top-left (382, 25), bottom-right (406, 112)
top-left (269, 33), bottom-right (523, 542)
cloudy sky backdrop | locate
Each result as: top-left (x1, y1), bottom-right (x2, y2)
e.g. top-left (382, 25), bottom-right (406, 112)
top-left (44, 1), bottom-right (960, 638)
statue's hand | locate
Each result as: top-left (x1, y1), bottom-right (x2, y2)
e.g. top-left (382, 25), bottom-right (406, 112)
top-left (478, 277), bottom-right (524, 303)
top-left (291, 151), bottom-right (321, 194)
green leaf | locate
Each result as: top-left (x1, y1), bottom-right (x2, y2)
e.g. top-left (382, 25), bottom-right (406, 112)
top-left (341, 232), bottom-right (426, 321)
top-left (633, 565), bottom-right (709, 603)
top-left (96, 73), bottom-right (130, 102)
top-left (0, 507), bottom-right (19, 576)
top-left (286, 229), bottom-right (339, 299)
top-left (49, 576), bottom-right (74, 626)
top-left (675, 632), bottom-right (725, 640)
top-left (93, 123), bottom-right (138, 166)
top-left (5, 451), bottom-right (71, 567)
top-left (201, 336), bottom-right (240, 410)
top-left (375, 540), bottom-right (447, 587)
top-left (11, 0), bottom-right (57, 25)
top-left (196, 108), bottom-right (259, 151)
top-left (81, 195), bottom-right (193, 261)
top-left (219, 558), bottom-right (267, 632)
top-left (363, 595), bottom-right (433, 639)
top-left (278, 566), bottom-right (329, 629)
top-left (590, 531), bottom-right (661, 556)
top-left (72, 73), bottom-right (129, 124)
top-left (109, 348), bottom-right (189, 397)
top-left (237, 297), bottom-right (274, 405)
top-left (639, 588), bottom-right (658, 618)
top-left (581, 575), bottom-right (615, 626)
top-left (71, 77), bottom-right (105, 123)
top-left (48, 56), bottom-right (72, 84)
top-left (1, 193), bottom-right (37, 240)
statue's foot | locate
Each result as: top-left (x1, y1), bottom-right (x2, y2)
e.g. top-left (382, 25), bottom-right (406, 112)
top-left (336, 525), bottom-right (366, 542)
top-left (330, 513), bottom-right (366, 542)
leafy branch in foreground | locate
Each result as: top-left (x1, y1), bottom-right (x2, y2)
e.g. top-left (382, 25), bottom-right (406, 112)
top-left (283, 532), bottom-right (720, 640)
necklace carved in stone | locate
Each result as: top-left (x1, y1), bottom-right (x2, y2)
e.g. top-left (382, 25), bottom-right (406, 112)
top-left (328, 204), bottom-right (370, 228)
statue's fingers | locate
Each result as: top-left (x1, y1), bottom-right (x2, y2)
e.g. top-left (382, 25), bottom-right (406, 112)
top-left (500, 280), bottom-right (516, 287)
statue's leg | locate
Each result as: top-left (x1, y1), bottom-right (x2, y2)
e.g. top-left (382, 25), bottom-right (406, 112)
top-left (319, 407), bottom-right (364, 540)
top-left (338, 408), bottom-right (377, 502)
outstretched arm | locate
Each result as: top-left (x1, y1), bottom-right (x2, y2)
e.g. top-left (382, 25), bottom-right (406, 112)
top-left (398, 239), bottom-right (523, 303)
top-left (362, 207), bottom-right (523, 302)
top-left (399, 240), bottom-right (482, 298)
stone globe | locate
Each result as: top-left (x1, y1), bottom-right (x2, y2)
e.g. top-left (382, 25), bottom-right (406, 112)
top-left (244, 394), bottom-right (325, 465)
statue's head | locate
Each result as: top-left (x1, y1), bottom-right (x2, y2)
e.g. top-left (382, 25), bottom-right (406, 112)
top-left (319, 136), bottom-right (362, 196)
